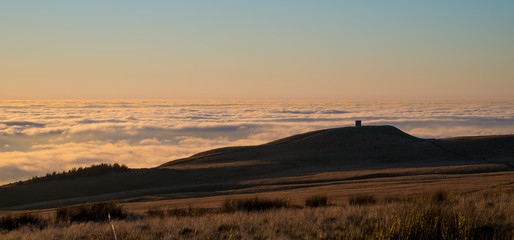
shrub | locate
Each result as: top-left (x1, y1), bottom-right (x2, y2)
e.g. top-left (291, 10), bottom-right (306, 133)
top-left (383, 195), bottom-right (419, 204)
top-left (216, 223), bottom-right (239, 232)
top-left (0, 213), bottom-right (42, 231)
top-left (305, 195), bottom-right (328, 207)
top-left (349, 194), bottom-right (376, 206)
top-left (55, 201), bottom-right (126, 223)
top-left (146, 208), bottom-right (166, 218)
top-left (222, 197), bottom-right (291, 212)
top-left (432, 190), bottom-right (448, 204)
top-left (146, 207), bottom-right (215, 218)
top-left (167, 207), bottom-right (213, 217)
top-left (179, 227), bottom-right (196, 235)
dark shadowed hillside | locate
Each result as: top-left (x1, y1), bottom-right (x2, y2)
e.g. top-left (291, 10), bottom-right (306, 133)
top-left (1, 125), bottom-right (513, 210)
top-left (160, 125), bottom-right (513, 172)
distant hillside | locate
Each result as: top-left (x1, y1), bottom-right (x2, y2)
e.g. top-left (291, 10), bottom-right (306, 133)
top-left (170, 125), bottom-right (421, 166)
top-left (159, 125), bottom-right (514, 171)
top-left (1, 125), bottom-right (513, 210)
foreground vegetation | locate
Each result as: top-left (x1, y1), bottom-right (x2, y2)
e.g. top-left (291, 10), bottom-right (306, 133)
top-left (1, 189), bottom-right (513, 239)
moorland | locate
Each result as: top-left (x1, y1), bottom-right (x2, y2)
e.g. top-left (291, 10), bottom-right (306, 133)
top-left (1, 125), bottom-right (513, 239)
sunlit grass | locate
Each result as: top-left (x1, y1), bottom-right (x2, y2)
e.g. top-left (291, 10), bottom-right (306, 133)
top-left (1, 189), bottom-right (513, 239)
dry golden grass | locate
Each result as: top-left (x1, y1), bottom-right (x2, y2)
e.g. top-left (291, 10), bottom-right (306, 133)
top-left (118, 164), bottom-right (514, 212)
top-left (1, 189), bottom-right (513, 239)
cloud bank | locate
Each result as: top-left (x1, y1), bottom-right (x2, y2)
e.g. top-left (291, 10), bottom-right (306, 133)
top-left (0, 100), bottom-right (513, 185)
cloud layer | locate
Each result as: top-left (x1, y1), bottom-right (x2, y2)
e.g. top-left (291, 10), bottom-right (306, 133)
top-left (1, 100), bottom-right (513, 184)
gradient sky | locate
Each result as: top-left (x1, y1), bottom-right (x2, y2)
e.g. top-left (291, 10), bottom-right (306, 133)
top-left (2, 1), bottom-right (513, 100)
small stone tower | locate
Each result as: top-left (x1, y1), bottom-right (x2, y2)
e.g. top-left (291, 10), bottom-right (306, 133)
top-left (355, 120), bottom-right (362, 127)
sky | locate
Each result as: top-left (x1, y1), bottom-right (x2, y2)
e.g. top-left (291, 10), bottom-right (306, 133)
top-left (1, 99), bottom-right (513, 184)
top-left (1, 1), bottom-right (514, 100)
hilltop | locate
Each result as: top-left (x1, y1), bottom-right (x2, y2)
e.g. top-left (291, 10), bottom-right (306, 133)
top-left (1, 125), bottom-right (513, 211)
top-left (160, 125), bottom-right (513, 172)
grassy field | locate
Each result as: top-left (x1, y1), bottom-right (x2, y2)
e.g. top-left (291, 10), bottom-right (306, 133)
top-left (1, 127), bottom-right (513, 239)
top-left (1, 188), bottom-right (513, 239)
top-left (2, 126), bottom-right (513, 211)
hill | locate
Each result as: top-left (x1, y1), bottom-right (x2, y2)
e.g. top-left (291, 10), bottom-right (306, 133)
top-left (1, 125), bottom-right (513, 211)
top-left (160, 125), bottom-right (513, 172)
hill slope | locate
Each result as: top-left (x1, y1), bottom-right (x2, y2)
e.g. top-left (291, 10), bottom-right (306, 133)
top-left (159, 125), bottom-right (513, 172)
top-left (1, 125), bottom-right (513, 210)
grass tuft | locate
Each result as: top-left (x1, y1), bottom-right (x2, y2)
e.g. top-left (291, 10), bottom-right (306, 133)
top-left (216, 223), bottom-right (239, 232)
top-left (55, 201), bottom-right (126, 223)
top-left (432, 190), bottom-right (449, 204)
top-left (0, 213), bottom-right (42, 231)
top-left (146, 207), bottom-right (214, 218)
top-left (167, 207), bottom-right (214, 217)
top-left (179, 227), bottom-right (196, 235)
top-left (305, 195), bottom-right (328, 207)
top-left (349, 194), bottom-right (377, 206)
top-left (146, 208), bottom-right (166, 218)
top-left (222, 197), bottom-right (291, 212)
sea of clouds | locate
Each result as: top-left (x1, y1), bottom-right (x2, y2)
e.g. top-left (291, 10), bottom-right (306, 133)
top-left (1, 100), bottom-right (513, 185)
